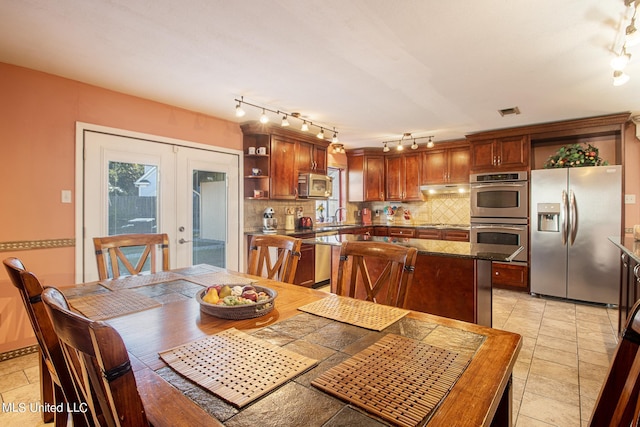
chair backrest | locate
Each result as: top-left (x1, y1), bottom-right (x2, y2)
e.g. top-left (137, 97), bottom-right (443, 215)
top-left (247, 235), bottom-right (302, 284)
top-left (3, 257), bottom-right (89, 427)
top-left (589, 298), bottom-right (640, 427)
top-left (42, 286), bottom-right (149, 427)
top-left (93, 233), bottom-right (169, 280)
top-left (335, 241), bottom-right (418, 308)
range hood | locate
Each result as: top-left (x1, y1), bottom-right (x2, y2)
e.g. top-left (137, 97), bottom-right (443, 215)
top-left (420, 183), bottom-right (470, 195)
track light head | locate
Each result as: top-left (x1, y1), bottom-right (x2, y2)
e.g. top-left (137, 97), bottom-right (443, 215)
top-left (259, 109), bottom-right (269, 124)
top-left (281, 115), bottom-right (289, 127)
top-left (301, 121), bottom-right (309, 131)
top-left (317, 128), bottom-right (325, 139)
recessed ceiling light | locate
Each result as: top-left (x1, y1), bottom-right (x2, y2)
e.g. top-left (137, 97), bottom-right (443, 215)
top-left (498, 106), bottom-right (521, 117)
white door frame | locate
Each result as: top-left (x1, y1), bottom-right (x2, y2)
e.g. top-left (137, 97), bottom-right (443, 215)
top-left (74, 122), bottom-right (244, 283)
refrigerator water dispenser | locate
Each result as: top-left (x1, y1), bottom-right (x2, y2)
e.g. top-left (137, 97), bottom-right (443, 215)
top-left (537, 203), bottom-right (560, 232)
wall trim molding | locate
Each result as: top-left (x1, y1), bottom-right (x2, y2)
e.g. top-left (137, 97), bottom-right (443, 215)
top-left (0, 345), bottom-right (39, 362)
top-left (0, 238), bottom-right (75, 252)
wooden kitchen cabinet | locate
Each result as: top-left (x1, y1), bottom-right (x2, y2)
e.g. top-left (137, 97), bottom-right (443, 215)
top-left (492, 262), bottom-right (528, 290)
top-left (385, 152), bottom-right (422, 201)
top-left (422, 142), bottom-right (470, 185)
top-left (468, 135), bottom-right (529, 173)
top-left (242, 133), bottom-right (271, 199)
top-left (241, 122), bottom-right (329, 200)
top-left (388, 227), bottom-right (416, 238)
top-left (270, 136), bottom-right (298, 199)
top-left (416, 228), bottom-right (441, 240)
top-left (442, 229), bottom-right (470, 242)
top-left (347, 150), bottom-right (385, 202)
top-left (415, 228), bottom-right (470, 242)
top-left (294, 235), bottom-right (316, 288)
top-left (297, 141), bottom-right (327, 173)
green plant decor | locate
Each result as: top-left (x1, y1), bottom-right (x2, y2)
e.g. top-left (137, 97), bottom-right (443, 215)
top-left (543, 143), bottom-right (608, 168)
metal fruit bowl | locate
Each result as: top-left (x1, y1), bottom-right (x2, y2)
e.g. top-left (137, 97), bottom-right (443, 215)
top-left (195, 285), bottom-right (277, 319)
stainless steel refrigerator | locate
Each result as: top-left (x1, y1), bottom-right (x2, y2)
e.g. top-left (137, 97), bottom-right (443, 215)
top-left (530, 165), bottom-right (621, 304)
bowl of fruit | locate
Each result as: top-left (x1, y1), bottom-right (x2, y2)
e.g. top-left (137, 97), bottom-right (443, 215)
top-left (196, 284), bottom-right (277, 319)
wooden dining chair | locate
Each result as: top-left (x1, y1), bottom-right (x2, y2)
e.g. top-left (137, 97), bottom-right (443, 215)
top-left (41, 286), bottom-right (150, 427)
top-left (247, 234), bottom-right (302, 284)
top-left (335, 241), bottom-right (418, 308)
top-left (3, 257), bottom-right (89, 427)
top-left (93, 233), bottom-right (170, 280)
top-left (589, 298), bottom-right (640, 427)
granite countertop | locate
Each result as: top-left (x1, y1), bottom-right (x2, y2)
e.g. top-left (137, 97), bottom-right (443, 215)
top-left (609, 235), bottom-right (640, 263)
top-left (303, 233), bottom-right (523, 262)
top-left (245, 222), bottom-right (471, 236)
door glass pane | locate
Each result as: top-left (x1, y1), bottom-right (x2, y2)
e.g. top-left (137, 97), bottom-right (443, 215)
top-left (108, 161), bottom-right (158, 235)
top-left (107, 161), bottom-right (158, 276)
top-left (193, 170), bottom-right (226, 267)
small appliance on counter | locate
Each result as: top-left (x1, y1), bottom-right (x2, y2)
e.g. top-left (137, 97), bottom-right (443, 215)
top-left (299, 217), bottom-right (313, 229)
top-left (263, 207), bottom-right (277, 234)
top-left (285, 208), bottom-right (295, 231)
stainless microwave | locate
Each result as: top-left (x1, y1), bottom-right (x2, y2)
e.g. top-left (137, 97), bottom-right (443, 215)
top-left (298, 173), bottom-right (332, 199)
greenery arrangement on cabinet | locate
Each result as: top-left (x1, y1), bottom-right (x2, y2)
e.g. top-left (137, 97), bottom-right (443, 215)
top-left (543, 143), bottom-right (608, 168)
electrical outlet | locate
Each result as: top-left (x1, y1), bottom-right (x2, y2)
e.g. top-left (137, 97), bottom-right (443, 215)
top-left (61, 190), bottom-right (72, 203)
top-left (625, 194), bottom-right (636, 204)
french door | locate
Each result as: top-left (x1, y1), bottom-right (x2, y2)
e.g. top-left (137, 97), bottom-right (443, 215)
top-left (78, 125), bottom-right (241, 282)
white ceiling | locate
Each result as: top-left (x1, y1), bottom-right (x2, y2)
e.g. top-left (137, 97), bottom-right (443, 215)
top-left (1, 0), bottom-right (639, 149)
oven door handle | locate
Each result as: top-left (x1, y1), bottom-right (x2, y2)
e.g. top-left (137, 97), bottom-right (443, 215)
top-left (471, 183), bottom-right (527, 189)
top-left (471, 225), bottom-right (526, 231)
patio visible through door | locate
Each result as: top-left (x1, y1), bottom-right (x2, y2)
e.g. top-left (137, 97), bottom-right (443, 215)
top-left (79, 126), bottom-right (240, 282)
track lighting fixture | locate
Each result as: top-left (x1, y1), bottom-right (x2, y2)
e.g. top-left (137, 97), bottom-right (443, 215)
top-left (381, 133), bottom-right (435, 151)
top-left (233, 97), bottom-right (339, 142)
top-left (613, 70), bottom-right (630, 86)
top-left (235, 96), bottom-right (246, 117)
top-left (331, 143), bottom-right (345, 154)
top-left (610, 1), bottom-right (638, 85)
top-left (260, 109), bottom-right (269, 124)
top-left (611, 47), bottom-right (631, 70)
top-left (626, 3), bottom-right (640, 47)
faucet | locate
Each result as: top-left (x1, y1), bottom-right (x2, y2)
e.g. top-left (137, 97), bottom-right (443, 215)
top-left (333, 207), bottom-right (347, 225)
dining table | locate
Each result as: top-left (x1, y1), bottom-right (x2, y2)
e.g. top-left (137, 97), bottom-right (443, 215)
top-left (60, 264), bottom-right (522, 427)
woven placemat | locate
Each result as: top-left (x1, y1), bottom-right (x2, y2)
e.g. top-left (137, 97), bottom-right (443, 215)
top-left (159, 328), bottom-right (317, 408)
top-left (312, 334), bottom-right (469, 427)
top-left (69, 289), bottom-right (161, 320)
top-left (99, 271), bottom-right (183, 290)
top-left (183, 271), bottom-right (256, 287)
top-left (297, 294), bottom-right (409, 331)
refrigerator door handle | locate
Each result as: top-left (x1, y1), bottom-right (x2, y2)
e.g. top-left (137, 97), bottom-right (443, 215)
top-left (561, 190), bottom-right (568, 246)
top-left (569, 190), bottom-right (577, 245)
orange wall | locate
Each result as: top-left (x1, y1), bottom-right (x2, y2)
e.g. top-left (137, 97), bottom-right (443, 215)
top-left (0, 62), bottom-right (242, 352)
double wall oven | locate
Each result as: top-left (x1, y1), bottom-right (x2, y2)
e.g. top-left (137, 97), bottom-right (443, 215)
top-left (470, 171), bottom-right (528, 264)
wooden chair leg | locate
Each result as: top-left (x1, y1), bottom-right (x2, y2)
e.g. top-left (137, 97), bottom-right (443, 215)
top-left (39, 351), bottom-right (55, 423)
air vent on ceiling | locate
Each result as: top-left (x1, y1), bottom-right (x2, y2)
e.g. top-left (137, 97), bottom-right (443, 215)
top-left (498, 106), bottom-right (521, 116)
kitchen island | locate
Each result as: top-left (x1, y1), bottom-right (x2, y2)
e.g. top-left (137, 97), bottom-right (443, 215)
top-left (304, 233), bottom-right (523, 327)
top-left (609, 236), bottom-right (640, 333)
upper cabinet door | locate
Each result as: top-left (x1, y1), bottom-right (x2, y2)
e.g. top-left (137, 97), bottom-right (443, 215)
top-left (422, 144), bottom-right (469, 185)
top-left (447, 146), bottom-right (470, 183)
top-left (270, 136), bottom-right (298, 199)
top-left (469, 135), bottom-right (529, 173)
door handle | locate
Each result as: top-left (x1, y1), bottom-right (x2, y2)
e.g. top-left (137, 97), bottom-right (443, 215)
top-left (569, 190), bottom-right (577, 245)
top-left (561, 190), bottom-right (568, 246)
top-left (178, 238), bottom-right (192, 244)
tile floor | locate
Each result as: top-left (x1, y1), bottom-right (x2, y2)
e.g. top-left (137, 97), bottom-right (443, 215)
top-left (0, 288), bottom-right (619, 426)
